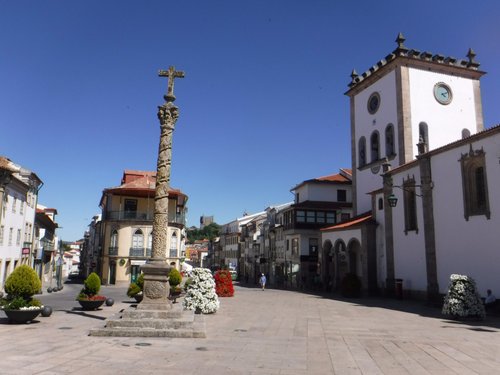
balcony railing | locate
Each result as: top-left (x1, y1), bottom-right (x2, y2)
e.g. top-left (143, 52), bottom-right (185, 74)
top-left (108, 247), bottom-right (118, 256)
top-left (129, 247), bottom-right (147, 257)
top-left (105, 210), bottom-right (186, 225)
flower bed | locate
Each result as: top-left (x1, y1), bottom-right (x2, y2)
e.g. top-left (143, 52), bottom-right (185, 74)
top-left (442, 274), bottom-right (485, 320)
top-left (214, 270), bottom-right (234, 297)
top-left (183, 268), bottom-right (219, 314)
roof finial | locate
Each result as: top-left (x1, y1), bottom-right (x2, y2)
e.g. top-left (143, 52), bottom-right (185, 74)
top-left (466, 48), bottom-right (480, 68)
top-left (395, 32), bottom-right (406, 49)
top-left (350, 69), bottom-right (359, 80)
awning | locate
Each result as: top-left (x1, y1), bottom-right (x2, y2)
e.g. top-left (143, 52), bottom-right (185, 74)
top-left (131, 260), bottom-right (146, 266)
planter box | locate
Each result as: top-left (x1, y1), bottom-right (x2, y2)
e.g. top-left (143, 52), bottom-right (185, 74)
top-left (3, 309), bottom-right (41, 324)
top-left (78, 299), bottom-right (105, 311)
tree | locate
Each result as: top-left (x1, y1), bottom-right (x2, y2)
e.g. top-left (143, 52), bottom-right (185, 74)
top-left (187, 222), bottom-right (220, 243)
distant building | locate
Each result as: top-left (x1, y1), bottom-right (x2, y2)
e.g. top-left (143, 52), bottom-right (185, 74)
top-left (0, 156), bottom-right (43, 291)
top-left (97, 170), bottom-right (188, 284)
top-left (199, 215), bottom-right (214, 229)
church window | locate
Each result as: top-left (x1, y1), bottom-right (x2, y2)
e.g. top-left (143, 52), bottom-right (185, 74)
top-left (403, 177), bottom-right (418, 234)
top-left (385, 124), bottom-right (395, 157)
top-left (460, 146), bottom-right (490, 220)
top-left (462, 128), bottom-right (471, 139)
top-left (370, 131), bottom-right (380, 162)
top-left (358, 137), bottom-right (366, 167)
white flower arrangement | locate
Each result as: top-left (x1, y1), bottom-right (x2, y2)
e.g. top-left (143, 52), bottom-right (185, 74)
top-left (19, 305), bottom-right (44, 311)
top-left (183, 268), bottom-right (219, 314)
top-left (442, 274), bottom-right (485, 319)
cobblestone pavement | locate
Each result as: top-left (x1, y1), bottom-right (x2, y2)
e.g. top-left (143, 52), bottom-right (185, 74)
top-left (1, 283), bottom-right (500, 374)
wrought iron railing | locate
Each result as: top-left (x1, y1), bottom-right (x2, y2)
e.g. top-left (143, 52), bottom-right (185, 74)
top-left (105, 210), bottom-right (186, 225)
top-left (129, 247), bottom-right (145, 257)
top-left (108, 247), bottom-right (118, 256)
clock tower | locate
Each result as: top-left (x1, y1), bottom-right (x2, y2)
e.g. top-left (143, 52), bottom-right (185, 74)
top-left (346, 33), bottom-right (485, 214)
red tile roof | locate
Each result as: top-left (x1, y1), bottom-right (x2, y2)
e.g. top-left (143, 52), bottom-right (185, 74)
top-left (321, 211), bottom-right (373, 231)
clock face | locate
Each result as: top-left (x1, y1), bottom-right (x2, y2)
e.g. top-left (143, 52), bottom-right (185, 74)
top-left (434, 83), bottom-right (452, 105)
top-left (367, 92), bottom-right (380, 114)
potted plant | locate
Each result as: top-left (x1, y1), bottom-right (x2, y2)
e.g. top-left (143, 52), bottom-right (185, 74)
top-left (76, 272), bottom-right (106, 310)
top-left (0, 265), bottom-right (43, 323)
top-left (168, 268), bottom-right (183, 302)
top-left (127, 273), bottom-right (144, 302)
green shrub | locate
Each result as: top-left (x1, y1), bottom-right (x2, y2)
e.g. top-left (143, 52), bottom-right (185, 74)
top-left (136, 273), bottom-right (144, 289)
top-left (340, 273), bottom-right (362, 298)
top-left (5, 265), bottom-right (41, 298)
top-left (127, 283), bottom-right (141, 298)
top-left (83, 272), bottom-right (101, 296)
top-left (168, 268), bottom-right (182, 287)
top-left (184, 277), bottom-right (193, 291)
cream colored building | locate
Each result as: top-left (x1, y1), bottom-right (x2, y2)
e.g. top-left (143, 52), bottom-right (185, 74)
top-left (99, 170), bottom-right (188, 284)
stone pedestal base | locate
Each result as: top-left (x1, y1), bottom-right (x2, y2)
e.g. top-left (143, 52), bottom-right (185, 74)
top-left (140, 259), bottom-right (172, 309)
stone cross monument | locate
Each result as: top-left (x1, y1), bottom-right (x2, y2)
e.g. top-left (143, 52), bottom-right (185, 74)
top-left (139, 66), bottom-right (185, 310)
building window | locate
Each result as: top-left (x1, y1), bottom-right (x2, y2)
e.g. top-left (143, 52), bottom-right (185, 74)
top-left (296, 210), bottom-right (305, 223)
top-left (110, 230), bottom-right (118, 250)
top-left (370, 131), bottom-right (380, 162)
top-left (460, 146), bottom-right (490, 220)
top-left (378, 198), bottom-right (384, 210)
top-left (316, 211), bottom-right (325, 223)
top-left (170, 232), bottom-right (178, 258)
top-left (8, 227), bottom-right (13, 246)
top-left (326, 212), bottom-right (336, 224)
top-left (20, 200), bottom-right (24, 215)
top-left (0, 225), bottom-right (4, 245)
top-left (337, 189), bottom-right (347, 202)
top-left (306, 211), bottom-right (315, 223)
top-left (291, 238), bottom-right (299, 256)
top-left (12, 197), bottom-right (17, 213)
top-left (132, 229), bottom-right (144, 249)
top-left (124, 199), bottom-right (138, 219)
top-left (309, 238), bottom-right (318, 256)
top-left (358, 137), bottom-right (366, 167)
top-left (385, 124), bottom-right (395, 156)
top-left (403, 177), bottom-right (418, 233)
top-left (16, 229), bottom-right (21, 246)
top-left (148, 232), bottom-right (153, 250)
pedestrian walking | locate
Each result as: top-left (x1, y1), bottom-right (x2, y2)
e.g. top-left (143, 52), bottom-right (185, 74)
top-left (259, 273), bottom-right (266, 291)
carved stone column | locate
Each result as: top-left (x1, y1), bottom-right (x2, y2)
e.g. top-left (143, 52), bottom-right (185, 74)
top-left (139, 67), bottom-right (184, 310)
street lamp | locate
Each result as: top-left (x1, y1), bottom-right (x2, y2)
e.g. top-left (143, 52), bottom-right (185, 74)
top-left (387, 194), bottom-right (398, 207)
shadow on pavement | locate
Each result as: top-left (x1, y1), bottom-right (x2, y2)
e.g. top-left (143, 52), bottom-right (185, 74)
top-left (64, 308), bottom-right (107, 321)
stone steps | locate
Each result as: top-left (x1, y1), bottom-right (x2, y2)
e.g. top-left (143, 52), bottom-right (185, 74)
top-left (89, 303), bottom-right (206, 338)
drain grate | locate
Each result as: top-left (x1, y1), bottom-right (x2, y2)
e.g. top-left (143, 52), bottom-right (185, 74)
top-left (58, 327), bottom-right (73, 330)
top-left (135, 342), bottom-right (152, 347)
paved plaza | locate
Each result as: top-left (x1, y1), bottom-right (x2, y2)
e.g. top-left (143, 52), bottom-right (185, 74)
top-left (1, 282), bottom-right (500, 374)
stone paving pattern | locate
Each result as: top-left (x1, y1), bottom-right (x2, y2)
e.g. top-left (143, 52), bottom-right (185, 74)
top-left (1, 283), bottom-right (500, 374)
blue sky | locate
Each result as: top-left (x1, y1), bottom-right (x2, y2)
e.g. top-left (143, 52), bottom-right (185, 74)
top-left (1, 1), bottom-right (499, 241)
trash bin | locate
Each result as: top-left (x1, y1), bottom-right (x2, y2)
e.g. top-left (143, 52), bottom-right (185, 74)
top-left (395, 278), bottom-right (403, 299)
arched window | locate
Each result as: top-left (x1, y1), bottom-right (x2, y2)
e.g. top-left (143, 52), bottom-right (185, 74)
top-left (169, 232), bottom-right (178, 258)
top-left (109, 230), bottom-right (119, 256)
top-left (462, 128), bottom-right (471, 139)
top-left (385, 124), bottom-right (395, 157)
top-left (460, 147), bottom-right (490, 220)
top-left (132, 229), bottom-right (144, 249)
top-left (419, 122), bottom-right (429, 147)
top-left (358, 137), bottom-right (366, 167)
top-left (370, 131), bottom-right (380, 162)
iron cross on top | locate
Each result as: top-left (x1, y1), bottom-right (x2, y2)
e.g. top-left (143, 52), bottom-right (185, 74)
top-left (158, 66), bottom-right (185, 102)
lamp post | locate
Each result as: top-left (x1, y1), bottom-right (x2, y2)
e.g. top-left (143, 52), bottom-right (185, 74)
top-left (140, 66), bottom-right (185, 309)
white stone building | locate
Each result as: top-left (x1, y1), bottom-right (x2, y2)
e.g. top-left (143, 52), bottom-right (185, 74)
top-left (321, 34), bottom-right (497, 301)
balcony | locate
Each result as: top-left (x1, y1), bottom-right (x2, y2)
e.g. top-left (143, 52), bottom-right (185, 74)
top-left (129, 247), bottom-right (148, 257)
top-left (108, 247), bottom-right (118, 256)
